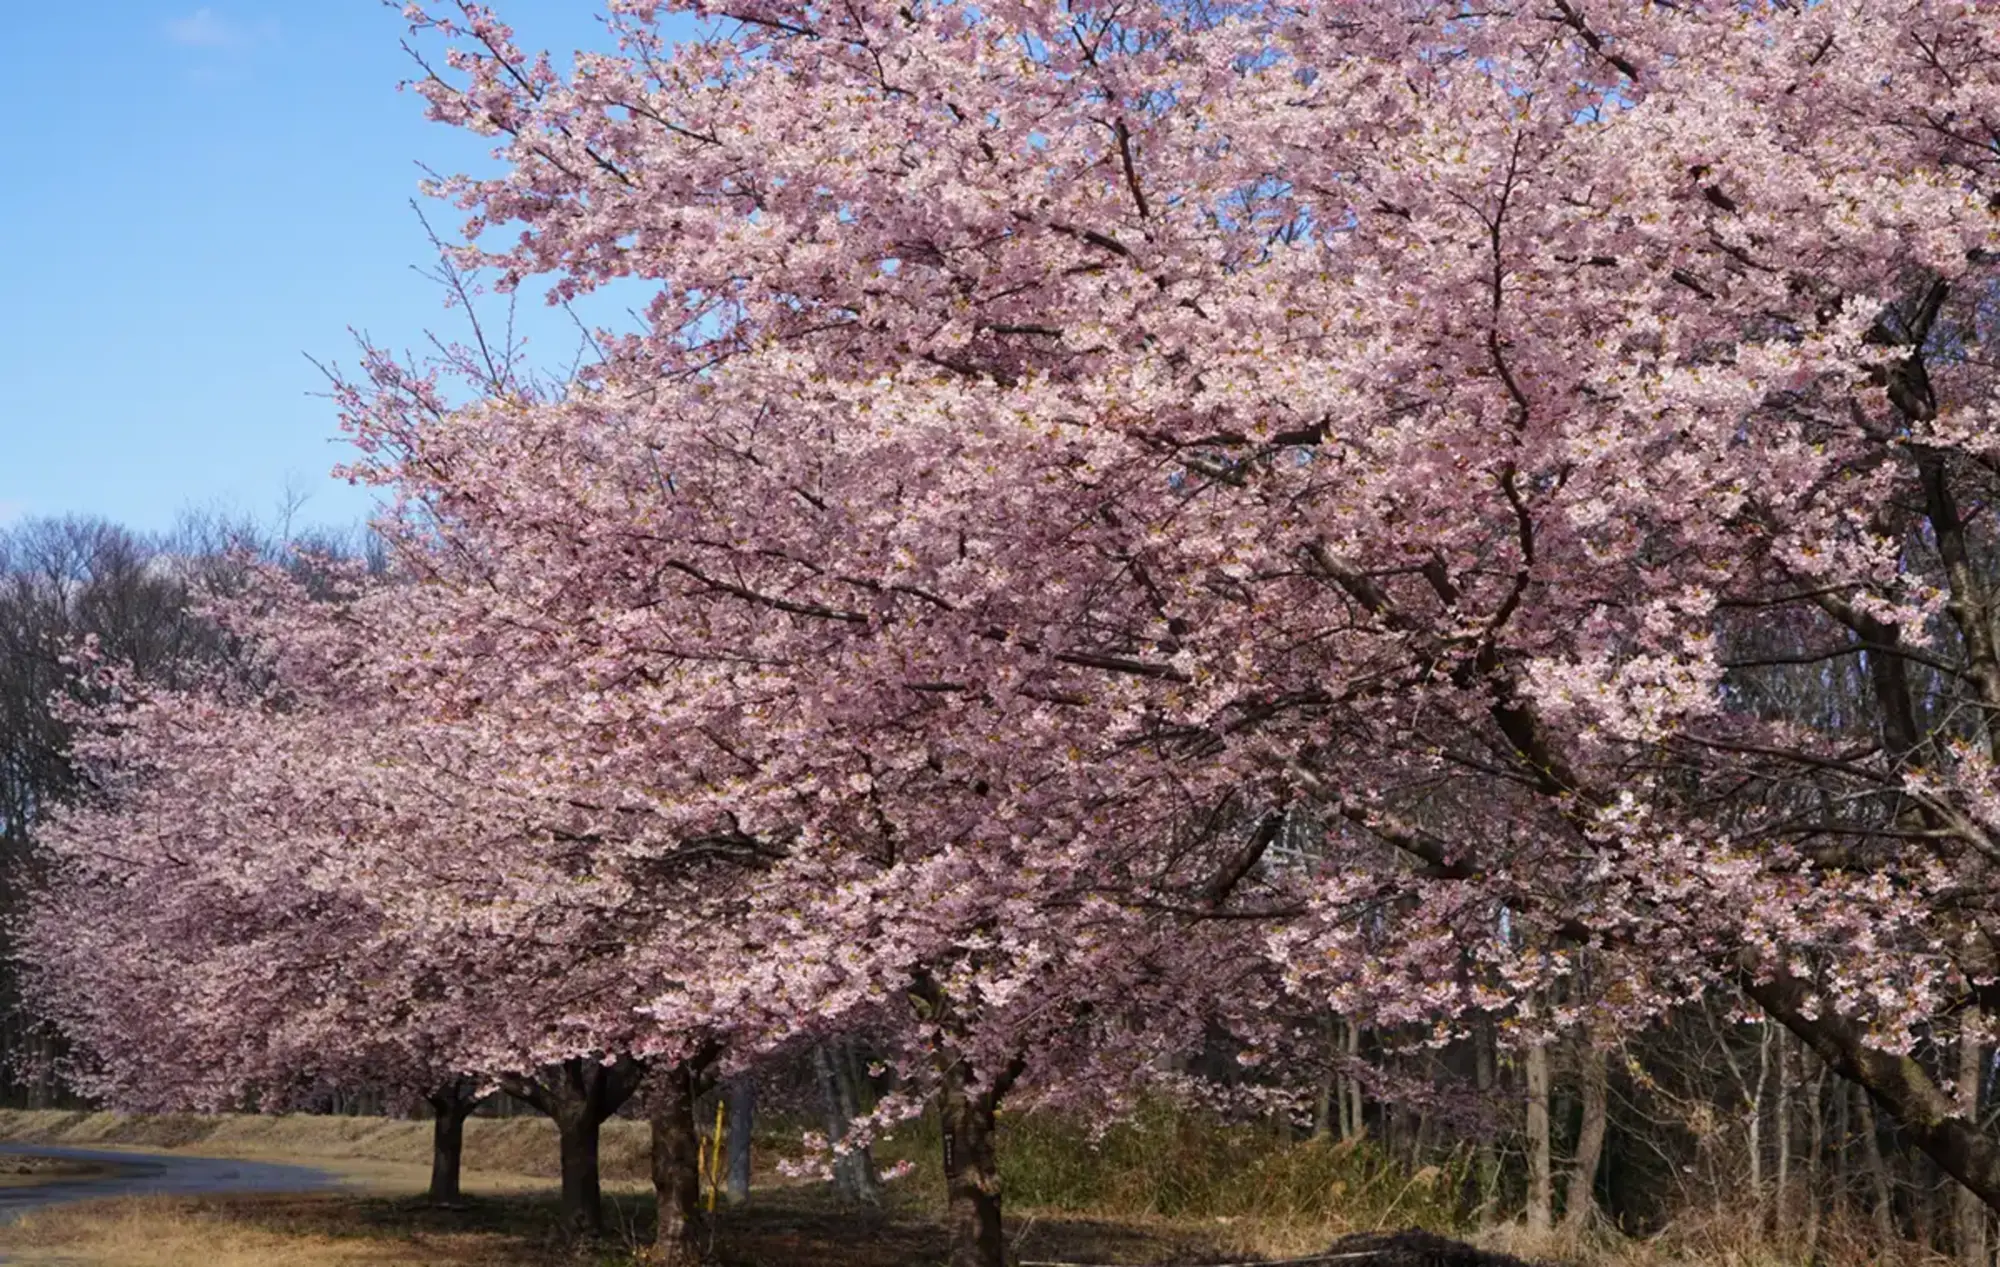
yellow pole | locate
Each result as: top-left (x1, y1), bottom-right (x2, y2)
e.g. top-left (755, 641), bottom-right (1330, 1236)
top-left (708, 1098), bottom-right (726, 1212)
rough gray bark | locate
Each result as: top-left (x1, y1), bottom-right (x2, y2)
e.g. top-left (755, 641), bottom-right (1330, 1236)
top-left (814, 1040), bottom-right (882, 1205)
top-left (725, 1077), bottom-right (754, 1203)
top-left (1345, 1019), bottom-right (1365, 1141)
top-left (1806, 1055), bottom-right (1827, 1259)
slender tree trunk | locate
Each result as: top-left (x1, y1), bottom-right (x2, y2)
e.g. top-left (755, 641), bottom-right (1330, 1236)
top-left (725, 1078), bottom-right (754, 1204)
top-left (1859, 1087), bottom-right (1897, 1245)
top-left (1475, 1018), bottom-right (1499, 1227)
top-left (1346, 1020), bottom-right (1365, 1140)
top-left (1564, 1041), bottom-right (1608, 1232)
top-left (1777, 1028), bottom-right (1794, 1238)
top-left (1526, 1038), bottom-right (1552, 1233)
top-left (1920, 1157), bottom-right (1940, 1253)
top-left (1751, 1021), bottom-right (1770, 1221)
top-left (1807, 1055), bottom-right (1827, 1262)
top-left (424, 1080), bottom-right (485, 1205)
top-left (836, 1039), bottom-right (884, 1192)
top-left (1314, 1015), bottom-right (1338, 1139)
top-left (1836, 1066), bottom-right (1852, 1224)
top-left (652, 1059), bottom-right (705, 1267)
top-left (1964, 1006), bottom-right (1989, 1267)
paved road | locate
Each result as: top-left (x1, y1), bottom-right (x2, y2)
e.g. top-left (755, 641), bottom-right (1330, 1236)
top-left (0, 1143), bottom-right (336, 1221)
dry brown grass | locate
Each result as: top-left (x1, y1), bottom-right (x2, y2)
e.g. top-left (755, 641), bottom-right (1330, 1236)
top-left (0, 1193), bottom-right (581, 1267)
top-left (1471, 1203), bottom-right (1953, 1267)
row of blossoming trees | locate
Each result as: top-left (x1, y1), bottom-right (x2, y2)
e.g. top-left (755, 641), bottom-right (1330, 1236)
top-left (24, 1), bottom-right (2000, 1264)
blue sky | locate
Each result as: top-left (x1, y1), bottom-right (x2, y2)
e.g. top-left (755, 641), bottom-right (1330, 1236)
top-left (0, 3), bottom-right (661, 536)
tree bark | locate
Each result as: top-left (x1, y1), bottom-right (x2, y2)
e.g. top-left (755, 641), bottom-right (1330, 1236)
top-left (815, 1040), bottom-right (882, 1204)
top-left (1313, 1015), bottom-right (1338, 1139)
top-left (1778, 1028), bottom-right (1794, 1237)
top-left (1806, 1055), bottom-right (1827, 1261)
top-left (914, 970), bottom-right (1024, 1267)
top-left (561, 1111), bottom-right (603, 1234)
top-left (725, 1078), bottom-right (754, 1204)
top-left (1564, 1041), bottom-right (1608, 1231)
top-left (939, 1051), bottom-right (1008, 1267)
top-left (1475, 1018), bottom-right (1499, 1227)
top-left (651, 1058), bottom-right (706, 1267)
top-left (1836, 1065), bottom-right (1851, 1223)
top-left (1526, 1037), bottom-right (1552, 1233)
top-left (424, 1078), bottom-right (485, 1205)
top-left (1858, 1086), bottom-right (1898, 1245)
top-left (1963, 1006), bottom-right (1989, 1267)
top-left (502, 1055), bottom-right (645, 1238)
top-left (1752, 1021), bottom-right (1771, 1223)
top-left (1345, 1019), bottom-right (1365, 1141)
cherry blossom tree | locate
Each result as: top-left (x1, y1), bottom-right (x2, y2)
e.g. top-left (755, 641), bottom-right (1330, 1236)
top-left (23, 567), bottom-right (775, 1246)
top-left (370, 4), bottom-right (2000, 1262)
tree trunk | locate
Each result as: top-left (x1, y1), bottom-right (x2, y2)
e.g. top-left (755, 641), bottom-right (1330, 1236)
top-left (1526, 1038), bottom-right (1552, 1233)
top-left (1564, 1041), bottom-right (1608, 1231)
top-left (725, 1078), bottom-right (754, 1204)
top-left (1751, 1021), bottom-right (1770, 1221)
top-left (430, 1111), bottom-right (467, 1204)
top-left (1836, 1065), bottom-right (1851, 1224)
top-left (502, 1055), bottom-right (645, 1238)
top-left (1858, 1086), bottom-right (1898, 1245)
top-left (913, 970), bottom-right (1025, 1267)
top-left (1963, 1006), bottom-right (1989, 1267)
top-left (1807, 1055), bottom-right (1827, 1262)
top-left (557, 1107), bottom-right (605, 1236)
top-left (815, 1041), bottom-right (882, 1204)
top-left (1778, 1027), bottom-right (1794, 1238)
top-left (424, 1079), bottom-right (485, 1205)
top-left (1313, 1015), bottom-right (1339, 1139)
top-left (1475, 1019), bottom-right (1499, 1227)
top-left (940, 1053), bottom-right (1005, 1267)
top-left (652, 1059), bottom-right (705, 1267)
top-left (1346, 1020), bottom-right (1365, 1140)
top-left (836, 1039), bottom-right (884, 1195)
